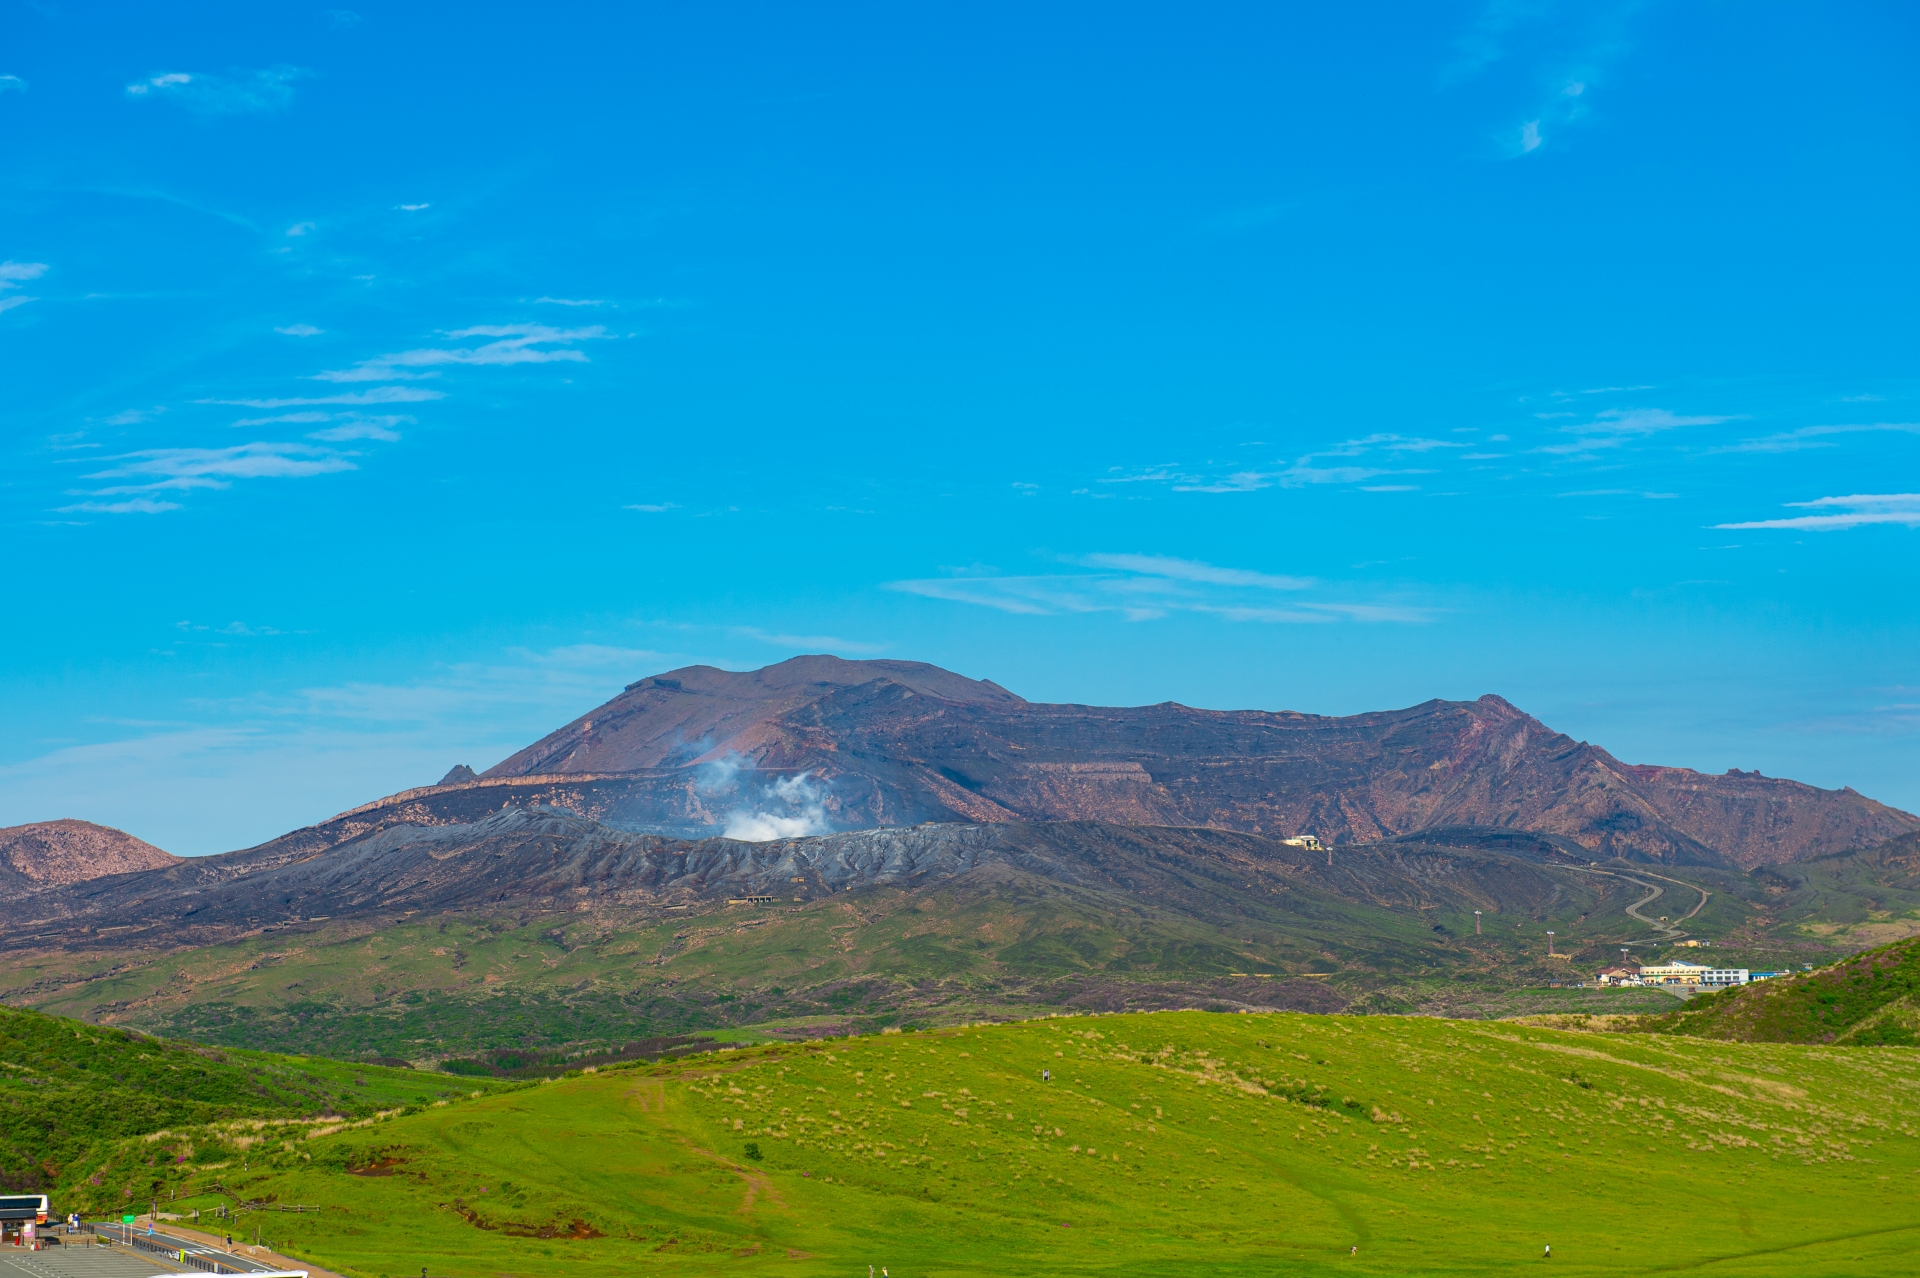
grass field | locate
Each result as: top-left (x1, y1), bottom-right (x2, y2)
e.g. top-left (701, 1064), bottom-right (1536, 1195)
top-left (0, 1004), bottom-right (509, 1199)
top-left (102, 1008), bottom-right (1920, 1278)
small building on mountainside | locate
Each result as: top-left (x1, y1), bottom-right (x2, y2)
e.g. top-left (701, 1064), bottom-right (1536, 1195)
top-left (1675, 939), bottom-right (1711, 948)
top-left (1699, 968), bottom-right (1750, 987)
top-left (1280, 834), bottom-right (1325, 852)
top-left (1638, 960), bottom-right (1714, 986)
top-left (1596, 966), bottom-right (1642, 987)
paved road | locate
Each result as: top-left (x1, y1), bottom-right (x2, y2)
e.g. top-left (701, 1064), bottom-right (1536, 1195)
top-left (1565, 865), bottom-right (1711, 943)
top-left (0, 1240), bottom-right (179, 1278)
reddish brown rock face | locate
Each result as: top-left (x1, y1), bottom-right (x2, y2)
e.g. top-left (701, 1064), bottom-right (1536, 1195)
top-left (0, 818), bottom-right (178, 888)
top-left (461, 656), bottom-right (1917, 869)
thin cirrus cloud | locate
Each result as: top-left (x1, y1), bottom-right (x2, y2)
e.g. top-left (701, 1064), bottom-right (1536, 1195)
top-left (729, 626), bottom-right (887, 656)
top-left (0, 260), bottom-right (48, 314)
top-left (124, 67), bottom-right (307, 115)
top-left (1079, 553), bottom-right (1315, 590)
top-left (225, 410), bottom-right (404, 442)
top-left (1535, 407), bottom-right (1732, 455)
top-left (312, 324), bottom-right (610, 382)
top-left (75, 442), bottom-right (356, 492)
top-left (1715, 494), bottom-right (1920, 532)
top-left (888, 553), bottom-right (1426, 624)
top-left (0, 75), bottom-right (26, 93)
top-left (209, 386), bottom-right (444, 409)
top-left (1445, 0), bottom-right (1641, 157)
top-left (1103, 433), bottom-right (1453, 494)
top-left (71, 318), bottom-right (600, 515)
top-left (58, 443), bottom-right (357, 514)
top-left (1703, 422), bottom-right (1920, 455)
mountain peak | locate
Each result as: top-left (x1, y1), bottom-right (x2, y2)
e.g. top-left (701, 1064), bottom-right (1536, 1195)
top-left (0, 819), bottom-right (178, 888)
top-left (461, 658), bottom-right (1920, 867)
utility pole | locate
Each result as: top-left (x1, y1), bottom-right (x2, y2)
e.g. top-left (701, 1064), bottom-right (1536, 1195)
top-left (1474, 910), bottom-right (1482, 935)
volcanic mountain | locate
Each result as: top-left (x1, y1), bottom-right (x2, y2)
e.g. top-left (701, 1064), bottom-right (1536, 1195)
top-left (279, 655), bottom-right (1914, 871)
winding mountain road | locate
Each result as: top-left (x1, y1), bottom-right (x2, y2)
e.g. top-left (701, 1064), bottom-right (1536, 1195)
top-left (1568, 866), bottom-right (1711, 942)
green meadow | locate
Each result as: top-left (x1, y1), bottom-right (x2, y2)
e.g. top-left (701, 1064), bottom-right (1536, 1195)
top-left (106, 1009), bottom-right (1920, 1277)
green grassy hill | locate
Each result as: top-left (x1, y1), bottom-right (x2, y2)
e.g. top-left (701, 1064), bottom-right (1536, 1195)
top-left (70, 1007), bottom-right (1920, 1278)
top-left (1632, 934), bottom-right (1920, 1045)
top-left (0, 1004), bottom-right (505, 1199)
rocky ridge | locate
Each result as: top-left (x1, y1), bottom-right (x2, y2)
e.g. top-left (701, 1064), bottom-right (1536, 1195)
top-left (464, 656), bottom-right (1915, 867)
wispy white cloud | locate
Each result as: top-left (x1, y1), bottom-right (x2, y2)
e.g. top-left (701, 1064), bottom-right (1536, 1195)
top-left (57, 497), bottom-right (181, 515)
top-left (1536, 406), bottom-right (1732, 454)
top-left (124, 67), bottom-right (308, 115)
top-left (1703, 422), bottom-right (1920, 455)
top-left (1079, 553), bottom-right (1314, 590)
top-left (275, 323), bottom-right (323, 336)
top-left (1104, 433), bottom-right (1451, 494)
top-left (730, 627), bottom-right (887, 656)
top-left (1715, 493), bottom-right (1920, 532)
top-left (1448, 1), bottom-right (1643, 157)
top-left (0, 259), bottom-right (47, 314)
top-left (285, 222), bottom-right (315, 237)
top-left (0, 75), bottom-right (26, 93)
top-left (68, 443), bottom-right (356, 509)
top-left (313, 323), bottom-right (609, 382)
top-left (396, 202), bottom-right (430, 211)
top-left (888, 553), bottom-right (1426, 625)
top-left (307, 415), bottom-right (406, 442)
top-left (211, 386), bottom-right (444, 408)
top-left (535, 297), bottom-right (608, 307)
top-left (624, 502), bottom-right (678, 513)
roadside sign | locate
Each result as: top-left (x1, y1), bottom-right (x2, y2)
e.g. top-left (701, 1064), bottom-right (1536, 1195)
top-left (121, 1214), bottom-right (135, 1224)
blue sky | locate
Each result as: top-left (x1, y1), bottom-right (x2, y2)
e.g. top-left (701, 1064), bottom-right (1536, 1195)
top-left (4, 2), bottom-right (1918, 854)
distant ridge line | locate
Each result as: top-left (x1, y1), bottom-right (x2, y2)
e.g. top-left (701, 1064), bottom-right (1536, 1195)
top-left (318, 766), bottom-right (815, 827)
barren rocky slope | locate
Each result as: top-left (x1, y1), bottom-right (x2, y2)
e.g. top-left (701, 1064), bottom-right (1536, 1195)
top-left (5, 814), bottom-right (1619, 949)
top-left (0, 819), bottom-right (177, 892)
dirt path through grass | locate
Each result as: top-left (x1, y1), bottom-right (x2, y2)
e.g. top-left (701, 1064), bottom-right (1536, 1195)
top-left (626, 1070), bottom-right (788, 1217)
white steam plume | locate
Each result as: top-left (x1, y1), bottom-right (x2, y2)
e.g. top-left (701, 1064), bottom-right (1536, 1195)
top-left (724, 771), bottom-right (830, 840)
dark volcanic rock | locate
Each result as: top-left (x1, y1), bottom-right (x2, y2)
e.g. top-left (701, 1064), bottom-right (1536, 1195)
top-left (438, 765), bottom-right (480, 786)
top-left (3, 814), bottom-right (1607, 949)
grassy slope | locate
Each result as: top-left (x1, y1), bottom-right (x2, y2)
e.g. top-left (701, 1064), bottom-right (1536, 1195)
top-left (0, 1004), bottom-right (508, 1198)
top-left (1634, 935), bottom-right (1920, 1045)
top-left (117, 1009), bottom-right (1920, 1278)
top-left (9, 863), bottom-right (1747, 1060)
